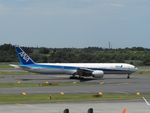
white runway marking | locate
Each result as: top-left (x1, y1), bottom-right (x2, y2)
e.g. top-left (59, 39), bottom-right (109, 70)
top-left (143, 97), bottom-right (150, 106)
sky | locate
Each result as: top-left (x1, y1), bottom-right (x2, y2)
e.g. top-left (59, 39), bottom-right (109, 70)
top-left (0, 0), bottom-right (150, 48)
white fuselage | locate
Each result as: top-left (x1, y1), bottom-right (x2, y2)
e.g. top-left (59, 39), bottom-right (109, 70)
top-left (21, 63), bottom-right (137, 75)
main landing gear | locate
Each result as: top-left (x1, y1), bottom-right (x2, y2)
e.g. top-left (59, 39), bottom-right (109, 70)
top-left (70, 75), bottom-right (78, 79)
top-left (70, 73), bottom-right (79, 79)
top-left (70, 75), bottom-right (84, 79)
top-left (127, 74), bottom-right (130, 79)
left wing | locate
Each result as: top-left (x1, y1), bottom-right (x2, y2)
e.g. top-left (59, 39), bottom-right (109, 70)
top-left (76, 68), bottom-right (104, 78)
top-left (77, 68), bottom-right (93, 77)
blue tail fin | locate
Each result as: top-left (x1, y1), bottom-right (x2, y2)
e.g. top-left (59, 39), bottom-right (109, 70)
top-left (15, 47), bottom-right (35, 65)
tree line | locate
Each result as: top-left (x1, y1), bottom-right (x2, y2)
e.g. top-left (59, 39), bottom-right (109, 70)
top-left (0, 44), bottom-right (150, 66)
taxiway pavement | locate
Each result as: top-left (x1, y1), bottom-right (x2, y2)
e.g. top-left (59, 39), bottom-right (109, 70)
top-left (0, 73), bottom-right (150, 94)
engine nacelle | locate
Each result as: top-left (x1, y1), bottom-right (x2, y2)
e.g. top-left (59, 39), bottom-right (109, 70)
top-left (92, 70), bottom-right (104, 78)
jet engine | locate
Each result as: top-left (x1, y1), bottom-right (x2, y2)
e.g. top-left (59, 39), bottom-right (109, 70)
top-left (92, 70), bottom-right (104, 78)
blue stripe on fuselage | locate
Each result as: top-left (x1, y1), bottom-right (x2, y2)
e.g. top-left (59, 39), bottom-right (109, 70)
top-left (19, 63), bottom-right (131, 74)
top-left (20, 64), bottom-right (78, 70)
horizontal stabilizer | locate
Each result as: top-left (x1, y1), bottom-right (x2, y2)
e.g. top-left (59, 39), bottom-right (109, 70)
top-left (9, 64), bottom-right (20, 69)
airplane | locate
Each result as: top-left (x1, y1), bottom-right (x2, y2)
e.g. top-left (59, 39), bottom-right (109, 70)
top-left (11, 47), bottom-right (138, 79)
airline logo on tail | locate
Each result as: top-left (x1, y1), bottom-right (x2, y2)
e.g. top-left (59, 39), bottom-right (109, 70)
top-left (16, 47), bottom-right (34, 65)
top-left (18, 51), bottom-right (30, 63)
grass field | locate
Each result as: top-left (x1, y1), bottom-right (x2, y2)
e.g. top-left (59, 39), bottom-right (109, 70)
top-left (0, 63), bottom-right (15, 69)
top-left (0, 71), bottom-right (35, 75)
top-left (0, 93), bottom-right (149, 104)
top-left (0, 82), bottom-right (82, 88)
top-left (137, 70), bottom-right (150, 75)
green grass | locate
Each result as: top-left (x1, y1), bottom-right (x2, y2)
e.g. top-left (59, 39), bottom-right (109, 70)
top-left (0, 82), bottom-right (86, 88)
top-left (0, 83), bottom-right (40, 88)
top-left (0, 71), bottom-right (34, 75)
top-left (138, 70), bottom-right (150, 75)
top-left (0, 65), bottom-right (12, 69)
top-left (0, 63), bottom-right (16, 69)
top-left (0, 82), bottom-right (61, 88)
top-left (0, 93), bottom-right (149, 104)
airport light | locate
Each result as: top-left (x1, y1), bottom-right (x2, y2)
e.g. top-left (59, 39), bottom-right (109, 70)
top-left (40, 81), bottom-right (51, 86)
top-left (93, 92), bottom-right (103, 97)
top-left (136, 92), bottom-right (140, 96)
top-left (45, 81), bottom-right (49, 84)
top-left (73, 82), bottom-right (77, 84)
top-left (60, 92), bottom-right (65, 95)
top-left (99, 82), bottom-right (104, 85)
top-left (21, 92), bottom-right (27, 96)
top-left (17, 81), bottom-right (21, 84)
top-left (98, 92), bottom-right (103, 97)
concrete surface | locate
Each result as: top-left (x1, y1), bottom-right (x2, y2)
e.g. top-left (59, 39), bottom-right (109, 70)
top-left (0, 74), bottom-right (150, 94)
top-left (0, 101), bottom-right (149, 113)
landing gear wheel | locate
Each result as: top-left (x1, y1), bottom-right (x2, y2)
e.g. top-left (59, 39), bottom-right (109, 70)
top-left (70, 76), bottom-right (75, 79)
top-left (70, 75), bottom-right (78, 79)
top-left (127, 75), bottom-right (130, 79)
